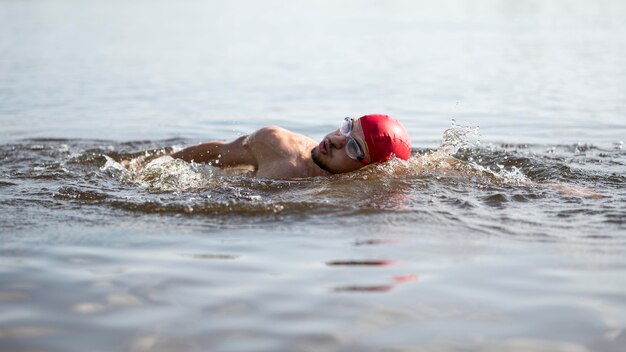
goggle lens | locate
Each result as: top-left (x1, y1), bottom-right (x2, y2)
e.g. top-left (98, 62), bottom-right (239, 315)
top-left (340, 117), bottom-right (364, 161)
top-left (340, 117), bottom-right (353, 135)
top-left (346, 138), bottom-right (363, 161)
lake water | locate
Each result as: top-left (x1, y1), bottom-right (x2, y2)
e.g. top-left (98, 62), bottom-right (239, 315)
top-left (1, 1), bottom-right (625, 351)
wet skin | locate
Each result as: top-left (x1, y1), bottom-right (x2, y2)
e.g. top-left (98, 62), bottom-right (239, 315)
top-left (168, 118), bottom-right (371, 179)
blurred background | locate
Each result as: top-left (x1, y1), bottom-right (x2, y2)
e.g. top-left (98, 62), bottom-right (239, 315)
top-left (1, 0), bottom-right (625, 145)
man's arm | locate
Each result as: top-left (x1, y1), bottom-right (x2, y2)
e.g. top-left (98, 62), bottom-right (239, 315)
top-left (170, 136), bottom-right (258, 168)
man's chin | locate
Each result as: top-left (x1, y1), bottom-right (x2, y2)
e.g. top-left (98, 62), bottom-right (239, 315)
top-left (311, 147), bottom-right (334, 173)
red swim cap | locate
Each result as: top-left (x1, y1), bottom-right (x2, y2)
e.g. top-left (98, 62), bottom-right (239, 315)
top-left (360, 114), bottom-right (411, 164)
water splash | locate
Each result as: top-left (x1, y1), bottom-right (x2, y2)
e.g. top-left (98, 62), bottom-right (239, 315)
top-left (101, 155), bottom-right (127, 173)
top-left (136, 156), bottom-right (218, 192)
top-left (406, 120), bottom-right (530, 185)
top-left (468, 161), bottom-right (530, 185)
top-left (439, 119), bottom-right (481, 155)
top-left (405, 120), bottom-right (480, 175)
top-left (100, 154), bottom-right (218, 192)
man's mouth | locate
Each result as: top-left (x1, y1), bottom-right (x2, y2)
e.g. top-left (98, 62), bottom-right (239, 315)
top-left (319, 139), bottom-right (329, 155)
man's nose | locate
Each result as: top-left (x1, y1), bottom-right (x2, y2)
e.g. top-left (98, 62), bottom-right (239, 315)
top-left (329, 134), bottom-right (347, 149)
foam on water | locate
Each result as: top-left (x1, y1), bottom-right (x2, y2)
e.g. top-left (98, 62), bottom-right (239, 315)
top-left (56, 122), bottom-right (613, 233)
top-left (100, 120), bottom-right (531, 197)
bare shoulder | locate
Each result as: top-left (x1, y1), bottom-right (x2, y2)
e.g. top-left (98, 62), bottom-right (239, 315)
top-left (246, 126), bottom-right (288, 144)
top-left (244, 126), bottom-right (293, 151)
top-left (244, 125), bottom-right (315, 165)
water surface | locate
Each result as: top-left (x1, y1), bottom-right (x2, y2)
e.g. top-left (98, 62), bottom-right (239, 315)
top-left (1, 1), bottom-right (625, 351)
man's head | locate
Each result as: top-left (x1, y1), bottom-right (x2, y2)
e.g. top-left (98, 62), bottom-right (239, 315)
top-left (311, 114), bottom-right (411, 174)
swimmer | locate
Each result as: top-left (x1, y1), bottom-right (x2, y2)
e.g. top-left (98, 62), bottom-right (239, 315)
top-left (169, 114), bottom-right (411, 179)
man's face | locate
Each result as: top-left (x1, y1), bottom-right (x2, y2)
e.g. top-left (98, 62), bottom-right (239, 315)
top-left (311, 118), bottom-right (370, 174)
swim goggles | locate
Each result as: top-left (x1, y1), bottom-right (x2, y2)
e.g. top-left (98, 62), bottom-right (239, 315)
top-left (340, 117), bottom-right (366, 162)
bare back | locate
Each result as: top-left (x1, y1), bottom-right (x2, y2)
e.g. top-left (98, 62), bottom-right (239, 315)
top-left (244, 126), bottom-right (328, 178)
